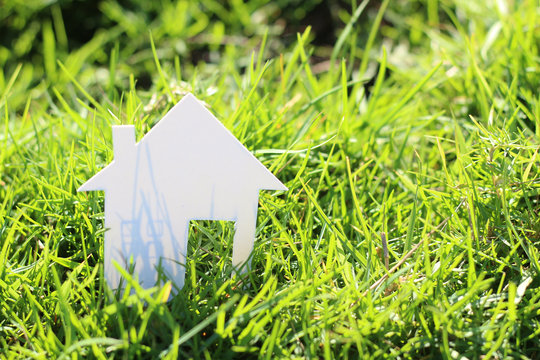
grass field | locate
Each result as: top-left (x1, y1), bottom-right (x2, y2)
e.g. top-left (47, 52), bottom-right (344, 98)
top-left (1, 0), bottom-right (539, 358)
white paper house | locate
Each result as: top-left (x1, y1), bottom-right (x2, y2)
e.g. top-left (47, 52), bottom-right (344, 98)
top-left (79, 93), bottom-right (287, 291)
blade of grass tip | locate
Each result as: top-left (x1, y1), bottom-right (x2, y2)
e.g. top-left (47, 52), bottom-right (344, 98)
top-left (341, 59), bottom-right (349, 124)
top-left (282, 27), bottom-right (310, 92)
top-left (297, 31), bottom-right (319, 96)
top-left (358, 0), bottom-right (390, 77)
top-left (279, 53), bottom-right (285, 95)
top-left (522, 145), bottom-right (538, 183)
top-left (392, 125), bottom-right (412, 170)
top-left (23, 96), bottom-right (43, 154)
top-left (4, 122), bottom-right (28, 172)
top-left (108, 42), bottom-right (119, 98)
top-left (466, 35), bottom-right (492, 119)
top-left (247, 52), bottom-right (254, 88)
top-left (229, 60), bottom-right (272, 124)
top-left (51, 4), bottom-right (68, 50)
top-left (42, 20), bottom-right (57, 81)
top-left (427, 0), bottom-right (440, 26)
top-left (364, 46), bottom-right (387, 122)
top-left (313, 135), bottom-right (339, 198)
top-left (16, 98), bottom-right (34, 141)
top-left (174, 55), bottom-right (182, 82)
top-left (346, 28), bottom-right (358, 75)
top-left (297, 78), bottom-right (368, 115)
top-left (379, 62), bottom-right (442, 128)
top-left (331, 0), bottom-right (370, 63)
top-left (149, 32), bottom-right (174, 101)
top-left (57, 61), bottom-right (106, 115)
top-left (0, 63), bottom-right (22, 110)
top-left (436, 137), bottom-right (453, 186)
top-left (254, 29), bottom-right (268, 77)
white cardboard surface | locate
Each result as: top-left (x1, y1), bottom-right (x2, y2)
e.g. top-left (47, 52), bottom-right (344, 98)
top-left (79, 93), bottom-right (287, 291)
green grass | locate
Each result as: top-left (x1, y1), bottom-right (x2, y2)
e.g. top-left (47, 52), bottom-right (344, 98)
top-left (1, 0), bottom-right (540, 358)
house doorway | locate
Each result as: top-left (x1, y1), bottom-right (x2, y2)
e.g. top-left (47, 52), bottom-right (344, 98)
top-left (183, 220), bottom-right (236, 290)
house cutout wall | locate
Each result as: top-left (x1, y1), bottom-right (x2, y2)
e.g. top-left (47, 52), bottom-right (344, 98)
top-left (79, 93), bottom-right (287, 291)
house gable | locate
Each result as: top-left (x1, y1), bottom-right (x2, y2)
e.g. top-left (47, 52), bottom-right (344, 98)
top-left (138, 93), bottom-right (287, 192)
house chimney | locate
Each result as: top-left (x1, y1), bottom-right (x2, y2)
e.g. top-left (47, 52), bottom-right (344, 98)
top-left (112, 125), bottom-right (136, 161)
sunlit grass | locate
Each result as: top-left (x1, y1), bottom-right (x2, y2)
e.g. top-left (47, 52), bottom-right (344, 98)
top-left (1, 0), bottom-right (539, 358)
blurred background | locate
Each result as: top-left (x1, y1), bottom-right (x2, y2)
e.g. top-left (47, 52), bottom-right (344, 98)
top-left (1, 0), bottom-right (451, 109)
